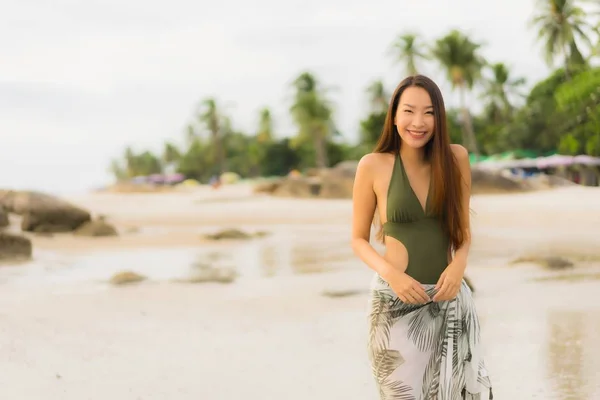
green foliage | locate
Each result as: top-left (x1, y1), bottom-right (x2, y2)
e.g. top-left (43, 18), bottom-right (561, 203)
top-left (359, 111), bottom-right (386, 150)
top-left (554, 67), bottom-right (600, 155)
top-left (289, 72), bottom-right (335, 168)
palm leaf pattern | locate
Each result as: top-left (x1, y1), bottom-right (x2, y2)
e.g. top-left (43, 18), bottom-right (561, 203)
top-left (368, 275), bottom-right (494, 400)
top-left (380, 379), bottom-right (416, 400)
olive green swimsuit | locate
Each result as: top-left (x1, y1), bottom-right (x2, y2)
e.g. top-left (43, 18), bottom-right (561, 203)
top-left (383, 153), bottom-right (450, 284)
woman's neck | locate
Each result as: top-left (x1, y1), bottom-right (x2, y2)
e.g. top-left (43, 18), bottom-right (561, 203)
top-left (399, 145), bottom-right (427, 167)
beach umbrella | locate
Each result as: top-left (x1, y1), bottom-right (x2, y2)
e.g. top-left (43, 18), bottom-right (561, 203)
top-left (536, 155), bottom-right (574, 169)
top-left (573, 155), bottom-right (600, 166)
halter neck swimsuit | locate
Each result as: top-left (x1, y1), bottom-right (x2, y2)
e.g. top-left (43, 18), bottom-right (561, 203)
top-left (383, 153), bottom-right (450, 284)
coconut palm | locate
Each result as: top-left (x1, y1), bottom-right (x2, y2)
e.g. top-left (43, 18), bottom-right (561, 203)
top-left (390, 32), bottom-right (427, 77)
top-left (430, 29), bottom-right (486, 155)
top-left (197, 98), bottom-right (228, 174)
top-left (528, 0), bottom-right (599, 72)
top-left (480, 63), bottom-right (527, 123)
top-left (289, 72), bottom-right (335, 168)
top-left (108, 158), bottom-right (127, 181)
top-left (162, 142), bottom-right (181, 165)
top-left (366, 79), bottom-right (390, 113)
top-left (256, 107), bottom-right (274, 143)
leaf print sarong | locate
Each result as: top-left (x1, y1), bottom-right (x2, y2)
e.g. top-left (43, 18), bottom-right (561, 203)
top-left (367, 273), bottom-right (493, 400)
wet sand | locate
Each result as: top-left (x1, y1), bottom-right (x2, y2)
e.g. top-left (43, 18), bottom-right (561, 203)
top-left (1, 184), bottom-right (600, 399)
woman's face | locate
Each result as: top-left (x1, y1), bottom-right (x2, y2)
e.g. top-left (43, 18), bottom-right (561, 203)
top-left (395, 86), bottom-right (435, 149)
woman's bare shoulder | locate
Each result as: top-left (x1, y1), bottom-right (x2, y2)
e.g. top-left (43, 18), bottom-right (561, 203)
top-left (356, 152), bottom-right (395, 175)
top-left (450, 144), bottom-right (469, 161)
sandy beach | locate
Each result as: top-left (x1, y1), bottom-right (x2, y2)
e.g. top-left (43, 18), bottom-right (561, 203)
top-left (1, 184), bottom-right (600, 399)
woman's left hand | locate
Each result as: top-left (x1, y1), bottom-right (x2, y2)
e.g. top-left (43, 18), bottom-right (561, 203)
top-left (432, 260), bottom-right (466, 302)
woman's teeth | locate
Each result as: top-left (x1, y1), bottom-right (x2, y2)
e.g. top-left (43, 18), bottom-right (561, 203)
top-left (407, 130), bottom-right (426, 137)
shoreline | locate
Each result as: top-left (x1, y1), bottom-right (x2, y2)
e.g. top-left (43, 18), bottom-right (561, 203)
top-left (11, 185), bottom-right (595, 258)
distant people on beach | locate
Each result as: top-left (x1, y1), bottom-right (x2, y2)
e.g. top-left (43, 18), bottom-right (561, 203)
top-left (209, 175), bottom-right (222, 189)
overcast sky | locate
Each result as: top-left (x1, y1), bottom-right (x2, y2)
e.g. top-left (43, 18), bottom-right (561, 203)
top-left (2, 0), bottom-right (555, 194)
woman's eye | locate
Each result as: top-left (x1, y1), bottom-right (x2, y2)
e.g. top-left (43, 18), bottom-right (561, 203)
top-left (404, 110), bottom-right (413, 113)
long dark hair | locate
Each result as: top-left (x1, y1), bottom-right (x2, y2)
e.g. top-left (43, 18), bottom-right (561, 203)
top-left (373, 75), bottom-right (466, 252)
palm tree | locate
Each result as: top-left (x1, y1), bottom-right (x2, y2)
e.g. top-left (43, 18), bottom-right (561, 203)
top-left (256, 107), bottom-right (274, 143)
top-left (480, 63), bottom-right (526, 123)
top-left (366, 79), bottom-right (390, 113)
top-left (124, 146), bottom-right (136, 177)
top-left (108, 159), bottom-right (127, 181)
top-left (290, 72), bottom-right (335, 169)
top-left (431, 29), bottom-right (486, 155)
top-left (197, 98), bottom-right (227, 174)
top-left (162, 142), bottom-right (181, 164)
top-left (528, 0), bottom-right (599, 72)
top-left (184, 124), bottom-right (196, 146)
top-left (389, 33), bottom-right (427, 77)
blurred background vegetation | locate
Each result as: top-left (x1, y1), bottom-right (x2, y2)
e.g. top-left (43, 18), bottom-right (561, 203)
top-left (109, 0), bottom-right (600, 183)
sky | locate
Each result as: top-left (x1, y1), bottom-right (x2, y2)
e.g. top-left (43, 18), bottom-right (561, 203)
top-left (1, 0), bottom-right (555, 194)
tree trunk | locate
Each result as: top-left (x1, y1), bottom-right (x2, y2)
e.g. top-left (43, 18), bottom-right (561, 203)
top-left (459, 86), bottom-right (480, 156)
top-left (212, 131), bottom-right (225, 174)
top-left (314, 131), bottom-right (329, 169)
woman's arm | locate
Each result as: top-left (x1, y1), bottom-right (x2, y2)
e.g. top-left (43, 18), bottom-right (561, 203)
top-left (350, 154), bottom-right (396, 281)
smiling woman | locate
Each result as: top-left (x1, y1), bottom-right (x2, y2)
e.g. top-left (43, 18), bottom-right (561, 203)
top-left (351, 75), bottom-right (493, 399)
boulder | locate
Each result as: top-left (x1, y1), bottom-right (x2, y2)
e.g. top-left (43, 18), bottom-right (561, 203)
top-left (74, 220), bottom-right (118, 237)
top-left (202, 228), bottom-right (268, 241)
top-left (272, 176), bottom-right (320, 198)
top-left (319, 172), bottom-right (353, 199)
top-left (0, 190), bottom-right (91, 233)
top-left (182, 263), bottom-right (237, 284)
top-left (470, 168), bottom-right (528, 194)
top-left (0, 232), bottom-right (33, 262)
top-left (110, 271), bottom-right (146, 285)
top-left (253, 179), bottom-right (283, 194)
top-left (510, 255), bottom-right (574, 270)
top-left (0, 206), bottom-right (8, 228)
top-left (255, 160), bottom-right (544, 199)
top-left (322, 288), bottom-right (365, 298)
top-left (330, 160), bottom-right (359, 179)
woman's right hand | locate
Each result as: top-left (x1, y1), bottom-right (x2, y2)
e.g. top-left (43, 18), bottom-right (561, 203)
top-left (385, 269), bottom-right (431, 304)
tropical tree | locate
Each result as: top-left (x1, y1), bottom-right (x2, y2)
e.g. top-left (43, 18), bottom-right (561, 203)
top-left (554, 67), bottom-right (600, 155)
top-left (480, 63), bottom-right (527, 123)
top-left (359, 79), bottom-right (389, 150)
top-left (162, 142), bottom-right (181, 165)
top-left (108, 159), bottom-right (128, 181)
top-left (289, 72), bottom-right (335, 168)
top-left (195, 98), bottom-right (229, 174)
top-left (431, 29), bottom-right (486, 155)
top-left (256, 107), bottom-right (274, 143)
top-left (366, 79), bottom-right (390, 113)
top-left (117, 147), bottom-right (163, 178)
top-left (246, 107), bottom-right (275, 176)
top-left (528, 0), bottom-right (599, 72)
top-left (389, 32), bottom-right (427, 76)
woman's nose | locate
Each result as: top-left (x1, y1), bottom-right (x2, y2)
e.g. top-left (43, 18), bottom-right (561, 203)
top-left (412, 115), bottom-right (425, 128)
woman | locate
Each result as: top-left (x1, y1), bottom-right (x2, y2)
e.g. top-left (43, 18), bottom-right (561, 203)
top-left (351, 75), bottom-right (493, 399)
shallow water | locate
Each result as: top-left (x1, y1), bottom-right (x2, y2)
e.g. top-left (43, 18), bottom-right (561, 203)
top-left (0, 224), bottom-right (358, 287)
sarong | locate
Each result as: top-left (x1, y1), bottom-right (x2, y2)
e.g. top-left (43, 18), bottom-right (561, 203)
top-left (367, 273), bottom-right (493, 399)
